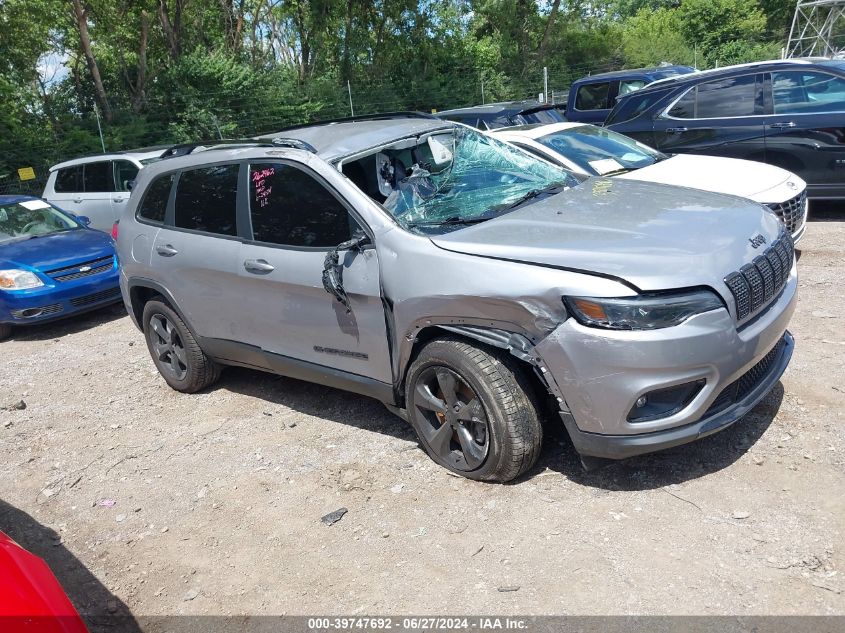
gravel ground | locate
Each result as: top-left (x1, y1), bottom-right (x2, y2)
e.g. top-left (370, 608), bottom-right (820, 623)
top-left (0, 211), bottom-right (843, 627)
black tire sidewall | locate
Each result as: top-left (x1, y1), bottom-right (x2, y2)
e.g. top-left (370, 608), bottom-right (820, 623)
top-left (405, 340), bottom-right (525, 482)
top-left (142, 300), bottom-right (194, 391)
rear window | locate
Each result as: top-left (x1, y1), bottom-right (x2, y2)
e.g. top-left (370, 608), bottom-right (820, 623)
top-left (519, 108), bottom-right (566, 125)
top-left (575, 82), bottom-right (611, 111)
top-left (55, 166), bottom-right (83, 193)
top-left (174, 164), bottom-right (239, 236)
top-left (138, 174), bottom-right (174, 223)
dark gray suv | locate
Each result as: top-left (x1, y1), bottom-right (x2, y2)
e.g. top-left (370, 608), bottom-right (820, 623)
top-left (116, 114), bottom-right (796, 482)
top-left (606, 58), bottom-right (845, 200)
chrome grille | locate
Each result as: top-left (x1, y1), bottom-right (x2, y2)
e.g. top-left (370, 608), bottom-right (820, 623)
top-left (705, 337), bottom-right (786, 416)
top-left (47, 256), bottom-right (114, 282)
top-left (766, 190), bottom-right (807, 237)
top-left (724, 230), bottom-right (794, 321)
top-left (69, 287), bottom-right (121, 307)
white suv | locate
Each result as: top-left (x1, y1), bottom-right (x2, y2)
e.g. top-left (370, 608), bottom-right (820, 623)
top-left (43, 148), bottom-right (165, 231)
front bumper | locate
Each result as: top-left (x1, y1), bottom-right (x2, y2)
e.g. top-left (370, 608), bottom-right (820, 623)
top-left (0, 269), bottom-right (121, 327)
top-left (536, 266), bottom-right (797, 459)
top-left (561, 331), bottom-right (793, 459)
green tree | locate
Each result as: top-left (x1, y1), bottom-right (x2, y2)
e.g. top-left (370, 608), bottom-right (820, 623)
top-left (622, 7), bottom-right (694, 67)
top-left (677, 0), bottom-right (769, 66)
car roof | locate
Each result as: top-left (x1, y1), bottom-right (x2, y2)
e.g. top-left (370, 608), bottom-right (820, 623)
top-left (0, 195), bottom-right (39, 205)
top-left (489, 122), bottom-right (585, 139)
top-left (49, 149), bottom-right (165, 171)
top-left (436, 100), bottom-right (560, 117)
top-left (255, 117), bottom-right (453, 161)
top-left (573, 65), bottom-right (696, 83)
top-left (635, 57), bottom-right (841, 94)
top-left (134, 117), bottom-right (455, 177)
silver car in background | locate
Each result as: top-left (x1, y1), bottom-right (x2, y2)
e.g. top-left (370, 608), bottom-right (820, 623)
top-left (116, 115), bottom-right (796, 482)
top-left (43, 148), bottom-right (166, 231)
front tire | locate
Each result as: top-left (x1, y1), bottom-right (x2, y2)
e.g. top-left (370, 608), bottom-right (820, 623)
top-left (142, 299), bottom-right (220, 393)
top-left (405, 337), bottom-right (542, 482)
top-left (0, 324), bottom-right (11, 341)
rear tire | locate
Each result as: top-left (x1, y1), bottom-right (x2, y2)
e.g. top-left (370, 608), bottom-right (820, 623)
top-left (0, 324), bottom-right (11, 341)
top-left (142, 299), bottom-right (220, 393)
top-left (405, 337), bottom-right (542, 482)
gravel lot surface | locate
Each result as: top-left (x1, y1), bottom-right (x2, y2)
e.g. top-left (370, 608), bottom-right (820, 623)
top-left (1, 211), bottom-right (843, 628)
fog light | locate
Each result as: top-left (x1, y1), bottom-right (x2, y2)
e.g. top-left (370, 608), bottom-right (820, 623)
top-left (627, 379), bottom-right (706, 423)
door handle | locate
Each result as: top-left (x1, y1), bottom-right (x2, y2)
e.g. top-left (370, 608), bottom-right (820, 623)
top-left (155, 244), bottom-right (178, 257)
top-left (72, 197), bottom-right (83, 204)
top-left (243, 259), bottom-right (275, 274)
top-left (665, 127), bottom-right (688, 133)
top-left (768, 121), bottom-right (796, 129)
top-left (112, 197), bottom-right (125, 203)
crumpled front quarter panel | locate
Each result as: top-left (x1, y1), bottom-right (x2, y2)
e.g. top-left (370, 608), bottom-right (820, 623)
top-left (375, 226), bottom-right (633, 382)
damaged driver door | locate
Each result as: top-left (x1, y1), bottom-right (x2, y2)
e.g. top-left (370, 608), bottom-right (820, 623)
top-left (235, 161), bottom-right (392, 383)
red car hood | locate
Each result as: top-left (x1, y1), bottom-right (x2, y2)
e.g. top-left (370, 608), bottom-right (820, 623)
top-left (0, 531), bottom-right (88, 632)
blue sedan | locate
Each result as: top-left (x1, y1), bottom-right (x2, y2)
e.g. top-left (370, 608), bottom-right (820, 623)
top-left (0, 195), bottom-right (121, 340)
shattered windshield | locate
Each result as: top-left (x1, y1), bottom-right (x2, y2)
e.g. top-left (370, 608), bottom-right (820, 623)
top-left (379, 125), bottom-right (579, 233)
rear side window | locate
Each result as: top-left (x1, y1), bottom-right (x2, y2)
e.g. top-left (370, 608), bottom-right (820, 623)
top-left (248, 163), bottom-right (359, 248)
top-left (55, 166), bottom-right (83, 193)
top-left (668, 89), bottom-right (696, 118)
top-left (772, 70), bottom-right (845, 114)
top-left (604, 91), bottom-right (666, 125)
top-left (575, 82), bottom-right (611, 110)
top-left (669, 75), bottom-right (758, 119)
top-left (83, 161), bottom-right (112, 192)
top-left (606, 90), bottom-right (668, 125)
top-left (174, 164), bottom-right (239, 236)
top-left (138, 174), bottom-right (174, 223)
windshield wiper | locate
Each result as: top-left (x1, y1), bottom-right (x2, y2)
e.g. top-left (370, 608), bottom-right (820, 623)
top-left (601, 167), bottom-right (637, 176)
top-left (406, 216), bottom-right (490, 228)
top-left (493, 182), bottom-right (568, 213)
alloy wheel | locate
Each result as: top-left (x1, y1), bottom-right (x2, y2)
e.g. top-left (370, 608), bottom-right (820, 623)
top-left (149, 313), bottom-right (188, 381)
top-left (412, 366), bottom-right (489, 471)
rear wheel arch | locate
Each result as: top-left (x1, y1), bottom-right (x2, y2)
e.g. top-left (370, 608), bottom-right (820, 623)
top-left (127, 281), bottom-right (197, 337)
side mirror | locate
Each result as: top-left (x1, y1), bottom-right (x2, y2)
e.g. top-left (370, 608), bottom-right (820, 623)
top-left (321, 233), bottom-right (371, 312)
top-left (76, 215), bottom-right (91, 226)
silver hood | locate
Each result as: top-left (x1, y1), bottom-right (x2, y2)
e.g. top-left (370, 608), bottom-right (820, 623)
top-left (430, 178), bottom-right (783, 295)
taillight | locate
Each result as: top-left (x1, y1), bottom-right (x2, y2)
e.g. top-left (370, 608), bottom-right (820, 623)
top-left (111, 221), bottom-right (119, 240)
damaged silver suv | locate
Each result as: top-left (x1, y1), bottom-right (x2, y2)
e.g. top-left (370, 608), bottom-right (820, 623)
top-left (116, 113), bottom-right (796, 482)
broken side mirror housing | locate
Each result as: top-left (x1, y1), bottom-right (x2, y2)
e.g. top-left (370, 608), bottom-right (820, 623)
top-left (321, 232), bottom-right (372, 311)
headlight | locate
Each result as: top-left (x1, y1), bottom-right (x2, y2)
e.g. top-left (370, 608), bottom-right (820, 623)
top-left (0, 269), bottom-right (44, 290)
top-left (564, 289), bottom-right (723, 330)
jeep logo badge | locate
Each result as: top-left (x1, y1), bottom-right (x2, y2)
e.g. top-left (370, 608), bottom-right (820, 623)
top-left (749, 235), bottom-right (766, 249)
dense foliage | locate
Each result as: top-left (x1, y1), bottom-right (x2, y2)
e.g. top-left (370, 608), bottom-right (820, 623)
top-left (0, 0), bottom-right (796, 191)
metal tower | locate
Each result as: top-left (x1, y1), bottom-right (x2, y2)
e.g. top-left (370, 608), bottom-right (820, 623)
top-left (786, 0), bottom-right (845, 58)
